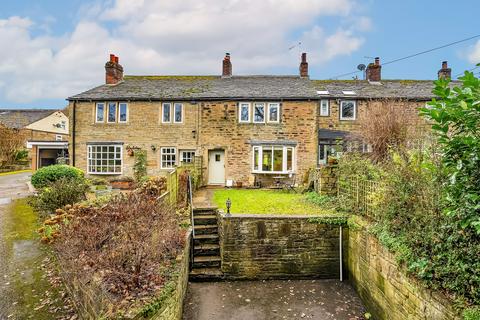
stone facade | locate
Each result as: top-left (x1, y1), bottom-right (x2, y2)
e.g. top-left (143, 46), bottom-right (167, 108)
top-left (70, 100), bottom-right (318, 185)
top-left (69, 92), bottom-right (428, 186)
top-left (218, 214), bottom-right (345, 279)
top-left (346, 217), bottom-right (459, 320)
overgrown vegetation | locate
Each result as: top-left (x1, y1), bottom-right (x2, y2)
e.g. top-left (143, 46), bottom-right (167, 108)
top-left (31, 165), bottom-right (85, 189)
top-left (338, 71), bottom-right (480, 312)
top-left (39, 177), bottom-right (186, 318)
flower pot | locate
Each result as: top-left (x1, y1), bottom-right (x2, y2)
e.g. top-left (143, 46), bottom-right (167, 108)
top-left (110, 180), bottom-right (135, 190)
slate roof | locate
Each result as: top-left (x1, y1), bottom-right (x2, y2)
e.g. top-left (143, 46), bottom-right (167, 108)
top-left (68, 76), bottom-right (456, 102)
top-left (0, 109), bottom-right (56, 129)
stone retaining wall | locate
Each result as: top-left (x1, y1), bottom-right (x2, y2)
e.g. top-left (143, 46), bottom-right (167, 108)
top-left (218, 213), bottom-right (346, 279)
top-left (346, 217), bottom-right (459, 320)
top-left (150, 230), bottom-right (191, 320)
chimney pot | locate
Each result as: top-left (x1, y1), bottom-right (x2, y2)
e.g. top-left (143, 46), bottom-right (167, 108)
top-left (299, 52), bottom-right (309, 78)
top-left (105, 54), bottom-right (124, 85)
top-left (222, 53), bottom-right (232, 78)
top-left (366, 56), bottom-right (381, 82)
top-left (438, 60), bottom-right (451, 80)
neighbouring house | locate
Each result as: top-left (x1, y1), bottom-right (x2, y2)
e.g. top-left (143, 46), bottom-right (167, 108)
top-left (0, 109), bottom-right (69, 170)
top-left (67, 53), bottom-right (453, 186)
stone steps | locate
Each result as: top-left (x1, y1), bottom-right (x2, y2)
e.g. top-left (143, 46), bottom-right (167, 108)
top-left (190, 206), bottom-right (223, 280)
top-left (193, 224), bottom-right (218, 235)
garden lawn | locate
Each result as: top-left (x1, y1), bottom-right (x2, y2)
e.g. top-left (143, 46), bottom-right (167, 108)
top-left (213, 189), bottom-right (336, 215)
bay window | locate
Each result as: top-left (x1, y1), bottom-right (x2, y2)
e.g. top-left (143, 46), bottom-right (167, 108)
top-left (252, 145), bottom-right (295, 173)
top-left (87, 144), bottom-right (122, 174)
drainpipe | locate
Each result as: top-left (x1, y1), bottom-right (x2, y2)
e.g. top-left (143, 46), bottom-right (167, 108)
top-left (72, 101), bottom-right (76, 167)
top-left (339, 225), bottom-right (343, 281)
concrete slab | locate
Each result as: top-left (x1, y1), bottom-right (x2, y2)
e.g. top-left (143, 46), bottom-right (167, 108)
top-left (183, 280), bottom-right (366, 320)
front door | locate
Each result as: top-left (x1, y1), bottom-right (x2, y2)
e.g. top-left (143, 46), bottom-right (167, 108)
top-left (208, 150), bottom-right (225, 185)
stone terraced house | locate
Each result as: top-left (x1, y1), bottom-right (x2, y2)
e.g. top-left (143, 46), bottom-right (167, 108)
top-left (67, 54), bottom-right (453, 186)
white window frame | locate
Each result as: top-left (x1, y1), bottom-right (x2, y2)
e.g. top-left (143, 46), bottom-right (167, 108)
top-left (340, 100), bottom-right (356, 121)
top-left (253, 102), bottom-right (266, 123)
top-left (160, 147), bottom-right (177, 169)
top-left (238, 102), bottom-right (251, 123)
top-left (87, 144), bottom-right (123, 175)
top-left (118, 102), bottom-right (128, 123)
top-left (251, 145), bottom-right (295, 174)
top-left (180, 150), bottom-right (195, 164)
top-left (320, 99), bottom-right (329, 116)
top-left (55, 135), bottom-right (63, 141)
top-left (173, 103), bottom-right (183, 123)
top-left (107, 102), bottom-right (117, 123)
top-left (162, 103), bottom-right (172, 123)
top-left (267, 103), bottom-right (280, 123)
top-left (95, 103), bottom-right (105, 123)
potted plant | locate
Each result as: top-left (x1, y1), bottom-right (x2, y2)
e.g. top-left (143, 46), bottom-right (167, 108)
top-left (109, 176), bottom-right (135, 190)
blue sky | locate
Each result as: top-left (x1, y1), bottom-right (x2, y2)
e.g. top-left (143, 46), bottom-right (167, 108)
top-left (0, 0), bottom-right (479, 109)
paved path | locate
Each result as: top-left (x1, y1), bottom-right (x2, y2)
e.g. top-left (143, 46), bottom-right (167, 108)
top-left (0, 171), bottom-right (31, 201)
top-left (183, 280), bottom-right (365, 320)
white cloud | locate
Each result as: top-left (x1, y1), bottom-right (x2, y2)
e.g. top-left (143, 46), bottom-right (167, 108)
top-left (0, 0), bottom-right (369, 104)
top-left (466, 40), bottom-right (480, 64)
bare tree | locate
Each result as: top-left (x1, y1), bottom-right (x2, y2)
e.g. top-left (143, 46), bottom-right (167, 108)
top-left (358, 99), bottom-right (426, 162)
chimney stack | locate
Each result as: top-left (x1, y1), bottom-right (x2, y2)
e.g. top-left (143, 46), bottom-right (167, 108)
top-left (105, 54), bottom-right (124, 85)
top-left (299, 53), bottom-right (309, 78)
top-left (437, 61), bottom-right (451, 80)
top-left (222, 53), bottom-right (232, 78)
top-left (366, 57), bottom-right (381, 82)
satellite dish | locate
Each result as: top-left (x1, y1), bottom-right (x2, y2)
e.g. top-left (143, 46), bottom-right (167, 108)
top-left (357, 64), bottom-right (366, 71)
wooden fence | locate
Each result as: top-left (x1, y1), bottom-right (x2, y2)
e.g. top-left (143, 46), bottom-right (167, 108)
top-left (165, 157), bottom-right (203, 206)
top-left (337, 176), bottom-right (384, 217)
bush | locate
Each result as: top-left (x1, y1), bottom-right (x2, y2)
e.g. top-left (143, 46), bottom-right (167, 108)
top-left (47, 185), bottom-right (184, 317)
top-left (30, 177), bottom-right (88, 215)
top-left (31, 165), bottom-right (85, 189)
top-left (15, 149), bottom-right (29, 161)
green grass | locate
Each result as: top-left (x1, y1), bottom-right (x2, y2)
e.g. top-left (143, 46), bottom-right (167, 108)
top-left (213, 189), bottom-right (337, 215)
top-left (3, 198), bottom-right (38, 241)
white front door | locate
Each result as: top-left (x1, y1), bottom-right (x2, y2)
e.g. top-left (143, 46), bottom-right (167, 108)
top-left (208, 150), bottom-right (225, 185)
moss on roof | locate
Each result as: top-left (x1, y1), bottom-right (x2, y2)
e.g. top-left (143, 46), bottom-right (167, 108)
top-left (123, 75), bottom-right (217, 81)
